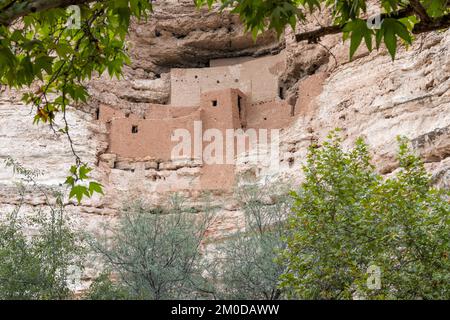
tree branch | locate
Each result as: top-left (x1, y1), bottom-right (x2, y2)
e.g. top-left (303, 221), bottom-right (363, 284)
top-left (0, 0), bottom-right (96, 26)
top-left (295, 7), bottom-right (415, 43)
top-left (409, 0), bottom-right (432, 23)
top-left (413, 14), bottom-right (450, 34)
top-left (295, 25), bottom-right (342, 43)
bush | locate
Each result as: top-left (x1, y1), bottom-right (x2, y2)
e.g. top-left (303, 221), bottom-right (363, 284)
top-left (0, 160), bottom-right (83, 300)
top-left (279, 131), bottom-right (450, 299)
top-left (216, 182), bottom-right (292, 300)
top-left (85, 272), bottom-right (131, 300)
top-left (0, 198), bottom-right (82, 300)
top-left (90, 195), bottom-right (215, 300)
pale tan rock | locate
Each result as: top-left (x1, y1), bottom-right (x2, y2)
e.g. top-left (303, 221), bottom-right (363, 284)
top-left (99, 153), bottom-right (117, 168)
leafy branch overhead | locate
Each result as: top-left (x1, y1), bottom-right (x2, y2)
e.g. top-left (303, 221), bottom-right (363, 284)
top-left (0, 0), bottom-right (152, 202)
top-left (0, 0), bottom-right (449, 202)
top-left (197, 0), bottom-right (450, 60)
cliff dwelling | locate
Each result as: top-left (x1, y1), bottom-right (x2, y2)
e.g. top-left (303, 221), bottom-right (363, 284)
top-left (98, 52), bottom-right (297, 191)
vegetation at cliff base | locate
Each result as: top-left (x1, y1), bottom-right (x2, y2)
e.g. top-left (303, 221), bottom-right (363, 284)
top-left (214, 182), bottom-right (292, 300)
top-left (279, 131), bottom-right (450, 299)
top-left (1, 134), bottom-right (449, 300)
top-left (88, 196), bottom-right (216, 300)
top-left (0, 160), bottom-right (83, 300)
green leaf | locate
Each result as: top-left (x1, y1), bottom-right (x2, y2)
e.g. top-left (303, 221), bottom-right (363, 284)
top-left (343, 19), bottom-right (373, 60)
top-left (70, 165), bottom-right (77, 175)
top-left (375, 29), bottom-right (383, 49)
top-left (78, 165), bottom-right (92, 180)
top-left (422, 0), bottom-right (448, 18)
top-left (65, 176), bottom-right (75, 187)
top-left (69, 185), bottom-right (90, 203)
top-left (384, 28), bottom-right (397, 60)
top-left (88, 181), bottom-right (104, 196)
top-left (350, 31), bottom-right (363, 59)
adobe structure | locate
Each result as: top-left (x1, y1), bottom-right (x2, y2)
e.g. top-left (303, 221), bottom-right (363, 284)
top-left (98, 52), bottom-right (297, 191)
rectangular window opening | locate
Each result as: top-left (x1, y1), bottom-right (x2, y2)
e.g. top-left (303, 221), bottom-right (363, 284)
top-left (211, 100), bottom-right (218, 107)
top-left (237, 96), bottom-right (242, 119)
top-left (279, 87), bottom-right (285, 100)
top-left (132, 125), bottom-right (139, 134)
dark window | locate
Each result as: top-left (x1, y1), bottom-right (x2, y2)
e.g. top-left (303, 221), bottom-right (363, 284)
top-left (132, 125), bottom-right (139, 134)
top-left (237, 96), bottom-right (243, 119)
top-left (279, 87), bottom-right (285, 99)
top-left (212, 100), bottom-right (218, 107)
top-left (95, 108), bottom-right (100, 120)
top-left (155, 29), bottom-right (161, 37)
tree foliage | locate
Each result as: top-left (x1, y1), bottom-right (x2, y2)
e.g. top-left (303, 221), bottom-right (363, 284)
top-left (279, 131), bottom-right (450, 299)
top-left (197, 0), bottom-right (449, 60)
top-left (90, 196), bottom-right (215, 300)
top-left (85, 272), bottom-right (131, 300)
top-left (0, 0), bottom-right (152, 202)
top-left (215, 182), bottom-right (291, 300)
top-left (0, 159), bottom-right (83, 300)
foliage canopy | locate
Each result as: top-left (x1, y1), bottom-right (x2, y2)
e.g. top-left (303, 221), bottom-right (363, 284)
top-left (279, 131), bottom-right (450, 299)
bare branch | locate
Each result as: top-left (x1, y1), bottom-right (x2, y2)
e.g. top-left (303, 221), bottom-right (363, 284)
top-left (295, 25), bottom-right (342, 44)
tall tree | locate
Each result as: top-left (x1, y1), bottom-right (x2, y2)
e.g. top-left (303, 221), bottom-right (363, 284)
top-left (279, 131), bottom-right (450, 299)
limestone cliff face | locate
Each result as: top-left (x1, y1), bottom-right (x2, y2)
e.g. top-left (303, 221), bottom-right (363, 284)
top-left (0, 1), bottom-right (449, 290)
top-left (252, 28), bottom-right (450, 192)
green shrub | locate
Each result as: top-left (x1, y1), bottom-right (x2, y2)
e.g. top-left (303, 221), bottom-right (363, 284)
top-left (85, 272), bottom-right (131, 300)
top-left (279, 131), bottom-right (450, 299)
top-left (0, 160), bottom-right (83, 300)
top-left (90, 195), bottom-right (215, 300)
top-left (0, 201), bottom-right (82, 299)
top-left (216, 182), bottom-right (292, 300)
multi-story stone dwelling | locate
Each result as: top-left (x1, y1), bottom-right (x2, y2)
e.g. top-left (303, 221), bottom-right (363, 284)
top-left (97, 52), bottom-right (298, 191)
